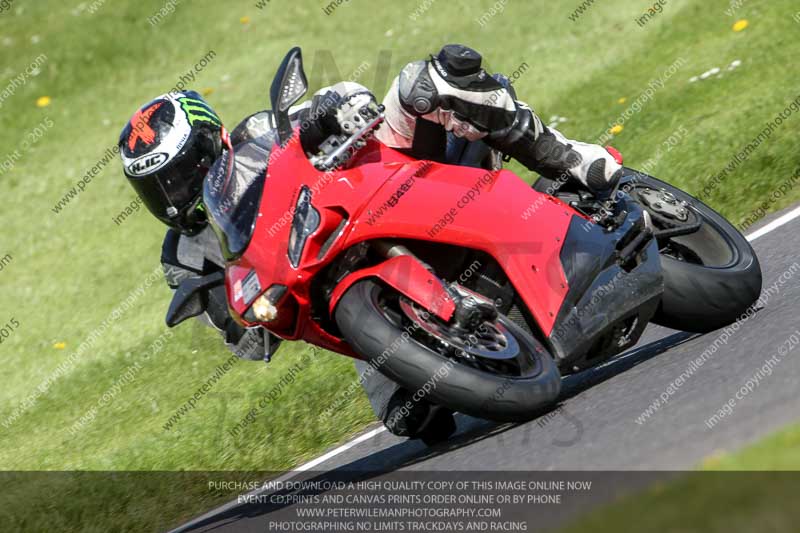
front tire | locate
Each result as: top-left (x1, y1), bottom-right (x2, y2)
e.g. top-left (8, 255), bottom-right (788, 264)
top-left (335, 280), bottom-right (561, 423)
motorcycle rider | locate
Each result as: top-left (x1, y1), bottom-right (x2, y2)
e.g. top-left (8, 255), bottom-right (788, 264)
top-left (118, 44), bottom-right (621, 442)
top-left (376, 44), bottom-right (622, 198)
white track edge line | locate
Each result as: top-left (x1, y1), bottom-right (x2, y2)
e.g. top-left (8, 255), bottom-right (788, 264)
top-left (168, 426), bottom-right (388, 532)
top-left (746, 205), bottom-right (800, 241)
top-left (295, 426), bottom-right (387, 472)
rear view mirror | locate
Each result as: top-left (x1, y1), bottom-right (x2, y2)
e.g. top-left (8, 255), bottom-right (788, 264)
top-left (165, 271), bottom-right (225, 327)
top-left (270, 47), bottom-right (308, 146)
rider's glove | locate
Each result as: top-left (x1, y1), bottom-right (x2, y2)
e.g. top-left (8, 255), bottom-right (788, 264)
top-left (333, 91), bottom-right (382, 136)
top-left (304, 89), bottom-right (384, 170)
top-left (299, 90), bottom-right (344, 155)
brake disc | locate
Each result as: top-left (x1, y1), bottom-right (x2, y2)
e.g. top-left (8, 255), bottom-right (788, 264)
top-left (398, 298), bottom-right (519, 361)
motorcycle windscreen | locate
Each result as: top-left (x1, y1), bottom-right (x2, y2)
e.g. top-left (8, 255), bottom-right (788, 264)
top-left (204, 134), bottom-right (275, 259)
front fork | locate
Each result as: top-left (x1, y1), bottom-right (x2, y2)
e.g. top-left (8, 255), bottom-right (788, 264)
top-left (372, 240), bottom-right (499, 329)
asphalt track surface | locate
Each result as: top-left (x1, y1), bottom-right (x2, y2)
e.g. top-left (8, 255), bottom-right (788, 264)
top-left (174, 204), bottom-right (800, 533)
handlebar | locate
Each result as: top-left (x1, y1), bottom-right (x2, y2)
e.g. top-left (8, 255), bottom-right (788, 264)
top-left (308, 109), bottom-right (384, 171)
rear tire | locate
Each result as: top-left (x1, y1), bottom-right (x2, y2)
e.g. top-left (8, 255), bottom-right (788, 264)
top-left (624, 171), bottom-right (762, 333)
top-left (335, 280), bottom-right (561, 423)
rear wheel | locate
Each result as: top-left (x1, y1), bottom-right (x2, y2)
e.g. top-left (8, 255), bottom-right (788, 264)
top-left (335, 280), bottom-right (561, 423)
top-left (623, 170), bottom-right (762, 333)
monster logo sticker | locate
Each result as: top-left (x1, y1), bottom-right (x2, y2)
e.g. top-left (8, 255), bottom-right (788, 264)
top-left (178, 96), bottom-right (222, 127)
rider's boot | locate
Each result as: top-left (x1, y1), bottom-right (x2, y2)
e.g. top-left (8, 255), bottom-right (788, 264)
top-left (383, 388), bottom-right (456, 444)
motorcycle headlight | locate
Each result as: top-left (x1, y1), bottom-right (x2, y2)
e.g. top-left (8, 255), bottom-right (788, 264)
top-left (244, 284), bottom-right (288, 323)
top-left (288, 186), bottom-right (320, 268)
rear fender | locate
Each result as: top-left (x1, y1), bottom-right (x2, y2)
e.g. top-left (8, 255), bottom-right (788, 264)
top-left (329, 255), bottom-right (456, 321)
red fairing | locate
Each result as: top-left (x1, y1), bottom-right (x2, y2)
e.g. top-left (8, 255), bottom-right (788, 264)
top-left (226, 132), bottom-right (577, 357)
top-left (329, 256), bottom-right (456, 321)
top-left (337, 142), bottom-right (574, 336)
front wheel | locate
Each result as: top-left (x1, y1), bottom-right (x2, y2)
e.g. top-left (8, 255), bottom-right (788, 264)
top-left (623, 170), bottom-right (762, 333)
top-left (334, 280), bottom-right (561, 423)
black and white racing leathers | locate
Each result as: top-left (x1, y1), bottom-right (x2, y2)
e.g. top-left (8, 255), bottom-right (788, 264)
top-left (375, 44), bottom-right (622, 197)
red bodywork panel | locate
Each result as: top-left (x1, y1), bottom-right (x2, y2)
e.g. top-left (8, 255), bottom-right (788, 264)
top-left (224, 131), bottom-right (577, 358)
top-left (328, 255), bottom-right (456, 322)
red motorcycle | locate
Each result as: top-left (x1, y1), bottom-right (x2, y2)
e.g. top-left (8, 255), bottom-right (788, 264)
top-left (167, 48), bottom-right (762, 423)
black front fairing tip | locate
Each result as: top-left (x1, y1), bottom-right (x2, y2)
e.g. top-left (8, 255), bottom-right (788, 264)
top-left (548, 196), bottom-right (664, 372)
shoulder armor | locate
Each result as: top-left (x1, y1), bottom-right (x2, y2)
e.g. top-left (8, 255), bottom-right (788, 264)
top-left (398, 60), bottom-right (438, 115)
